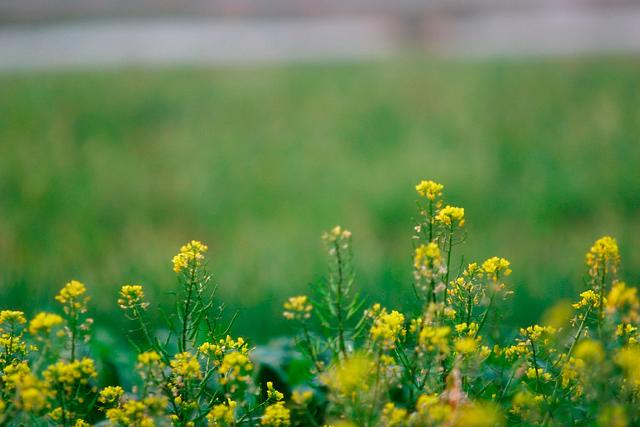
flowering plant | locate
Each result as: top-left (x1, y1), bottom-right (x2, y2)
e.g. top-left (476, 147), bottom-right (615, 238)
top-left (1, 180), bottom-right (639, 427)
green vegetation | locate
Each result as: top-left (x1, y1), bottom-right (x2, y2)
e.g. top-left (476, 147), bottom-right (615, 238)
top-left (2, 182), bottom-right (639, 426)
top-left (1, 57), bottom-right (640, 342)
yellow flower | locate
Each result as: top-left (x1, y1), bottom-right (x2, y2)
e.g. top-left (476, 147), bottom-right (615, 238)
top-left (481, 257), bottom-right (512, 280)
top-left (291, 390), bottom-right (313, 405)
top-left (43, 358), bottom-right (99, 386)
top-left (170, 352), bottom-right (202, 380)
top-left (218, 351), bottom-right (253, 386)
top-left (207, 399), bottom-right (237, 426)
top-left (138, 350), bottom-right (162, 366)
top-left (283, 295), bottom-right (313, 320)
top-left (55, 280), bottom-right (87, 304)
top-left (0, 310), bottom-right (27, 325)
top-left (370, 309), bottom-right (405, 350)
top-left (261, 401), bottom-right (290, 426)
top-left (172, 240), bottom-right (208, 273)
top-left (574, 339), bottom-right (605, 364)
top-left (99, 385), bottom-right (124, 404)
top-left (29, 312), bottom-right (63, 335)
top-left (415, 180), bottom-right (444, 200)
top-left (7, 372), bottom-right (48, 411)
top-left (454, 337), bottom-right (478, 354)
top-left (381, 402), bottom-right (407, 427)
top-left (419, 325), bottom-right (451, 354)
top-left (573, 290), bottom-right (606, 309)
top-left (587, 236), bottom-right (620, 277)
top-left (267, 381), bottom-right (284, 401)
top-left (414, 242), bottom-right (445, 279)
top-left (435, 205), bottom-right (465, 227)
top-left (118, 285), bottom-right (148, 310)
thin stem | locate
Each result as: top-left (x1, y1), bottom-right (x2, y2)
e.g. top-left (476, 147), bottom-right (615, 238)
top-left (334, 241), bottom-right (348, 362)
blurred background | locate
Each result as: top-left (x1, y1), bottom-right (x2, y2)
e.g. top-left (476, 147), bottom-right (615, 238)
top-left (1, 0), bottom-right (640, 344)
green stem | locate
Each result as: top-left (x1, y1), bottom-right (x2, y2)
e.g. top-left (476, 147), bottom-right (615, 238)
top-left (334, 241), bottom-right (348, 362)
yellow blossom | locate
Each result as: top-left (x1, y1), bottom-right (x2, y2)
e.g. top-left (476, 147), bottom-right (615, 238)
top-left (370, 309), bottom-right (405, 350)
top-left (99, 385), bottom-right (124, 404)
top-left (55, 280), bottom-right (87, 304)
top-left (481, 257), bottom-right (512, 280)
top-left (0, 310), bottom-right (26, 325)
top-left (573, 290), bottom-right (606, 309)
top-left (29, 312), bottom-right (63, 335)
top-left (170, 352), bottom-right (202, 380)
top-left (172, 240), bottom-right (208, 273)
top-left (267, 381), bottom-right (284, 401)
top-left (415, 180), bottom-right (444, 200)
top-left (587, 236), bottom-right (620, 278)
top-left (118, 285), bottom-right (148, 310)
top-left (261, 401), bottom-right (290, 426)
top-left (283, 295), bottom-right (313, 320)
top-left (207, 399), bottom-right (237, 426)
top-left (381, 402), bottom-right (407, 427)
top-left (419, 325), bottom-right (451, 354)
top-left (454, 337), bottom-right (478, 354)
top-left (574, 339), bottom-right (605, 364)
top-left (291, 390), bottom-right (313, 405)
top-left (435, 205), bottom-right (465, 227)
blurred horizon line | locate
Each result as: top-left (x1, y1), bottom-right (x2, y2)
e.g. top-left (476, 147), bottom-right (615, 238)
top-left (2, 3), bottom-right (640, 71)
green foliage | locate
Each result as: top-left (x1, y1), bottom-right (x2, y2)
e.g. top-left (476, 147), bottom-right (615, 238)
top-left (2, 58), bottom-right (640, 340)
top-left (1, 180), bottom-right (640, 426)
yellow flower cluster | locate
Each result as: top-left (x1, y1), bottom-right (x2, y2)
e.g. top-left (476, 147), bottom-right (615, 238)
top-left (219, 351), bottom-right (253, 386)
top-left (55, 280), bottom-right (87, 305)
top-left (411, 393), bottom-right (451, 425)
top-left (520, 325), bottom-right (556, 342)
top-left (138, 351), bottom-right (162, 366)
top-left (322, 356), bottom-right (372, 399)
top-left (415, 180), bottom-right (444, 200)
top-left (261, 401), bottom-right (290, 426)
top-left (381, 402), bottom-right (408, 427)
top-left (170, 352), bottom-right (202, 380)
top-left (435, 205), bottom-right (465, 227)
top-left (322, 226), bottom-right (352, 243)
top-left (418, 325), bottom-right (451, 354)
top-left (172, 240), bottom-right (208, 273)
top-left (28, 312), bottom-right (63, 335)
top-left (481, 257), bottom-right (512, 281)
top-left (0, 310), bottom-right (26, 326)
top-left (573, 290), bottom-right (606, 309)
top-left (573, 339), bottom-right (605, 364)
top-left (106, 396), bottom-right (166, 427)
top-left (291, 389), bottom-right (313, 405)
top-left (5, 371), bottom-right (48, 411)
top-left (587, 236), bottom-right (620, 277)
top-left (99, 385), bottom-right (124, 404)
top-left (414, 242), bottom-right (445, 279)
top-left (283, 295), bottom-right (313, 320)
top-left (43, 358), bottom-right (98, 388)
top-left (370, 309), bottom-right (405, 350)
top-left (118, 285), bottom-right (148, 310)
top-left (607, 282), bottom-right (640, 324)
top-left (267, 381), bottom-right (284, 401)
top-left (207, 399), bottom-right (237, 426)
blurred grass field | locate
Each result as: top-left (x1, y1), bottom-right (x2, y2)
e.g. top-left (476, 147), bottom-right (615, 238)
top-left (1, 56), bottom-right (640, 343)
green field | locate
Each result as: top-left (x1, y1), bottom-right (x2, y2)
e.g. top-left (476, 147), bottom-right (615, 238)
top-left (2, 56), bottom-right (640, 342)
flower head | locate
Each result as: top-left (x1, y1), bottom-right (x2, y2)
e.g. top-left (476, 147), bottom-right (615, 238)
top-left (118, 285), bottom-right (149, 310)
top-left (172, 240), bottom-right (208, 273)
top-left (435, 205), bottom-right (465, 227)
top-left (415, 180), bottom-right (444, 200)
top-left (55, 280), bottom-right (87, 304)
top-left (29, 312), bottom-right (63, 336)
top-left (283, 295), bottom-right (312, 320)
top-left (261, 401), bottom-right (290, 426)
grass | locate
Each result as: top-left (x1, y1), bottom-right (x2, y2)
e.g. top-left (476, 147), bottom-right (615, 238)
top-left (1, 56), bottom-right (640, 342)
